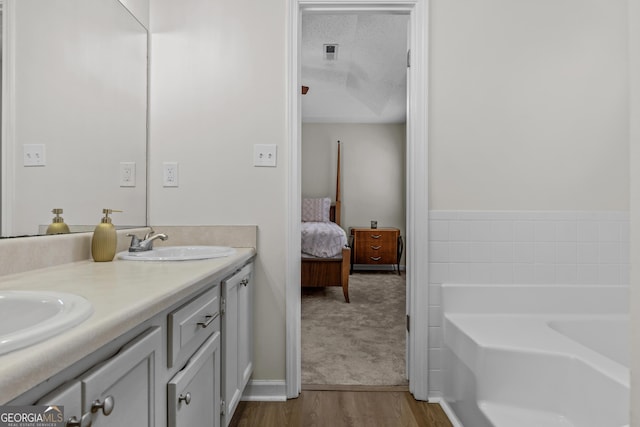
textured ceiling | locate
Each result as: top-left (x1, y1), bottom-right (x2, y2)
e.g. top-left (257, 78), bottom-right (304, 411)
top-left (301, 13), bottom-right (409, 124)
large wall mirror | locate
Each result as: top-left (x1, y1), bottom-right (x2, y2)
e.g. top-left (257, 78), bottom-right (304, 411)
top-left (0, 0), bottom-right (148, 237)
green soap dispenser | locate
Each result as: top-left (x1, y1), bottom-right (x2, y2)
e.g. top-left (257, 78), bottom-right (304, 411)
top-left (91, 209), bottom-right (121, 262)
top-left (46, 208), bottom-right (70, 235)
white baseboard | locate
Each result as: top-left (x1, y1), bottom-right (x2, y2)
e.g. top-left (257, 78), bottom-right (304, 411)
top-left (428, 397), bottom-right (464, 427)
top-left (241, 380), bottom-right (287, 402)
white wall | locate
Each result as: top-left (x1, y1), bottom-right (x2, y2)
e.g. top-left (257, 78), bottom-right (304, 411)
top-left (302, 123), bottom-right (406, 260)
top-left (430, 0), bottom-right (629, 211)
top-left (147, 0), bottom-right (631, 395)
top-left (149, 0), bottom-right (287, 381)
top-left (7, 0), bottom-right (147, 235)
top-left (629, 0), bottom-right (640, 423)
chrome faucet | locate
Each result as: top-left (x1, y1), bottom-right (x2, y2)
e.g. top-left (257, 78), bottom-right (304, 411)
top-left (127, 229), bottom-right (168, 252)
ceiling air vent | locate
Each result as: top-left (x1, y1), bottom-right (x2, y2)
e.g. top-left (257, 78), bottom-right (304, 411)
top-left (323, 44), bottom-right (338, 61)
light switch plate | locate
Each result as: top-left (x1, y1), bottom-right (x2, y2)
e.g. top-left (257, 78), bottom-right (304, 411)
top-left (23, 144), bottom-right (46, 167)
top-left (253, 144), bottom-right (277, 167)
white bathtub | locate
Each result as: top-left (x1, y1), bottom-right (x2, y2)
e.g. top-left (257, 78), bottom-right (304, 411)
top-left (442, 284), bottom-right (629, 427)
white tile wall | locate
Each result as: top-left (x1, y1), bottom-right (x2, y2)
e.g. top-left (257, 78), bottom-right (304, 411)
top-left (427, 210), bottom-right (630, 397)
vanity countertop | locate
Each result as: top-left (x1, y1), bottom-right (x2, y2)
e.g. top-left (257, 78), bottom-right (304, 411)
top-left (0, 247), bottom-right (256, 403)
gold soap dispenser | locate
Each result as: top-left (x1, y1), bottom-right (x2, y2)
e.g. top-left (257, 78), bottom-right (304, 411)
top-left (46, 208), bottom-right (70, 235)
top-left (91, 209), bottom-right (121, 262)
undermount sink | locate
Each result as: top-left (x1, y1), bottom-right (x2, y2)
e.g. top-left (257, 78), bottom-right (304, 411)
top-left (117, 245), bottom-right (236, 261)
top-left (0, 290), bottom-right (93, 356)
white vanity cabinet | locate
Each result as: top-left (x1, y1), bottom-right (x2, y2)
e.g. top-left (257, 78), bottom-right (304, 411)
top-left (13, 256), bottom-right (256, 427)
top-left (36, 327), bottom-right (162, 427)
top-left (221, 263), bottom-right (254, 426)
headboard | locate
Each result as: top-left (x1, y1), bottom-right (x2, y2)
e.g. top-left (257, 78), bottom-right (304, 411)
top-left (332, 141), bottom-right (342, 226)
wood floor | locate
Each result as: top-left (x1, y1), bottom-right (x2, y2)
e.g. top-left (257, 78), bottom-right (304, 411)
top-left (229, 390), bottom-right (453, 427)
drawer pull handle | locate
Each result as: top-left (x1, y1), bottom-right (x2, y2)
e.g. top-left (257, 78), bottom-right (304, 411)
top-left (370, 256), bottom-right (382, 261)
top-left (240, 278), bottom-right (249, 287)
top-left (370, 234), bottom-right (382, 239)
top-left (91, 395), bottom-right (114, 416)
top-left (197, 312), bottom-right (220, 328)
top-left (179, 392), bottom-right (192, 405)
top-left (370, 245), bottom-right (382, 250)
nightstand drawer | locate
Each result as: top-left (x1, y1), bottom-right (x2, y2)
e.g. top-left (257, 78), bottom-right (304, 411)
top-left (354, 239), bottom-right (397, 264)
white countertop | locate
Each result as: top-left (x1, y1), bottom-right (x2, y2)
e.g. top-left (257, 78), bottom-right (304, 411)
top-left (0, 247), bottom-right (255, 403)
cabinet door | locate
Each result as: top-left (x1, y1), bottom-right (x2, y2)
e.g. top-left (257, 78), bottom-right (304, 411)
top-left (221, 273), bottom-right (240, 426)
top-left (37, 381), bottom-right (90, 427)
top-left (221, 262), bottom-right (253, 426)
top-left (168, 331), bottom-right (221, 427)
top-left (237, 267), bottom-right (253, 389)
top-left (81, 327), bottom-right (161, 427)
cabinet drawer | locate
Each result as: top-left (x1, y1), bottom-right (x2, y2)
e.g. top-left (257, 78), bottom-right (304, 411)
top-left (168, 286), bottom-right (220, 368)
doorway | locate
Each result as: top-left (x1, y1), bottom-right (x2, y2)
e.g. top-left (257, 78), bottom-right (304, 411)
top-left (300, 12), bottom-right (408, 387)
top-left (286, 0), bottom-right (429, 400)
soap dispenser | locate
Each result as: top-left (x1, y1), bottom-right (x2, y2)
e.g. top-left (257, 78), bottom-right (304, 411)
top-left (46, 208), bottom-right (70, 235)
top-left (91, 209), bottom-right (121, 262)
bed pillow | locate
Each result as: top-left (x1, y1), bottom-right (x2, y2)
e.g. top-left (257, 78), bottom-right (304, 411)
top-left (302, 197), bottom-right (331, 222)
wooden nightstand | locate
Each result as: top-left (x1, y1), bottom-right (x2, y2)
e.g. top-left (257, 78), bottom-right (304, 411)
top-left (350, 227), bottom-right (403, 275)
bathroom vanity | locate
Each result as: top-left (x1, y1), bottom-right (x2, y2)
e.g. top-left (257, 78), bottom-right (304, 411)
top-left (0, 247), bottom-right (255, 427)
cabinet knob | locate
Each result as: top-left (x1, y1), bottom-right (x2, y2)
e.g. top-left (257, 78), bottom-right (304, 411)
top-left (370, 256), bottom-right (382, 261)
top-left (91, 395), bottom-right (114, 416)
top-left (179, 392), bottom-right (192, 405)
top-left (370, 234), bottom-right (382, 239)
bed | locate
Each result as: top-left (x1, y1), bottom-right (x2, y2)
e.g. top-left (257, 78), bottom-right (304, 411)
top-left (301, 141), bottom-right (351, 303)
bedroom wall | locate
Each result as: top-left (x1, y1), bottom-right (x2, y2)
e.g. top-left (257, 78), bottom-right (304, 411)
top-left (302, 123), bottom-right (406, 265)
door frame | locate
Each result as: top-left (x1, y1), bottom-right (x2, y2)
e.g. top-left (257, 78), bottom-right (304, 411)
top-left (285, 0), bottom-right (429, 400)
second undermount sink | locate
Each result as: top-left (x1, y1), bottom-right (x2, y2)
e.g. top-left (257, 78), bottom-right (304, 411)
top-left (117, 245), bottom-right (236, 261)
top-left (0, 290), bottom-right (93, 356)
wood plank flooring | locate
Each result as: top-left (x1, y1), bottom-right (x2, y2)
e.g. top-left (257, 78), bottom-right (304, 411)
top-left (229, 390), bottom-right (453, 427)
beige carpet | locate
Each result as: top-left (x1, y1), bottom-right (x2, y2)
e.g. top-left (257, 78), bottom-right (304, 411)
top-left (301, 272), bottom-right (408, 386)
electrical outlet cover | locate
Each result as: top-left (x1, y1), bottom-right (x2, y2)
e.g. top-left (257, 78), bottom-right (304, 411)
top-left (119, 162), bottom-right (136, 187)
top-left (163, 162), bottom-right (179, 187)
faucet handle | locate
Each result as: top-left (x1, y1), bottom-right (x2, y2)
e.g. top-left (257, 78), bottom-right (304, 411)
top-left (126, 233), bottom-right (141, 249)
top-left (144, 229), bottom-right (155, 240)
